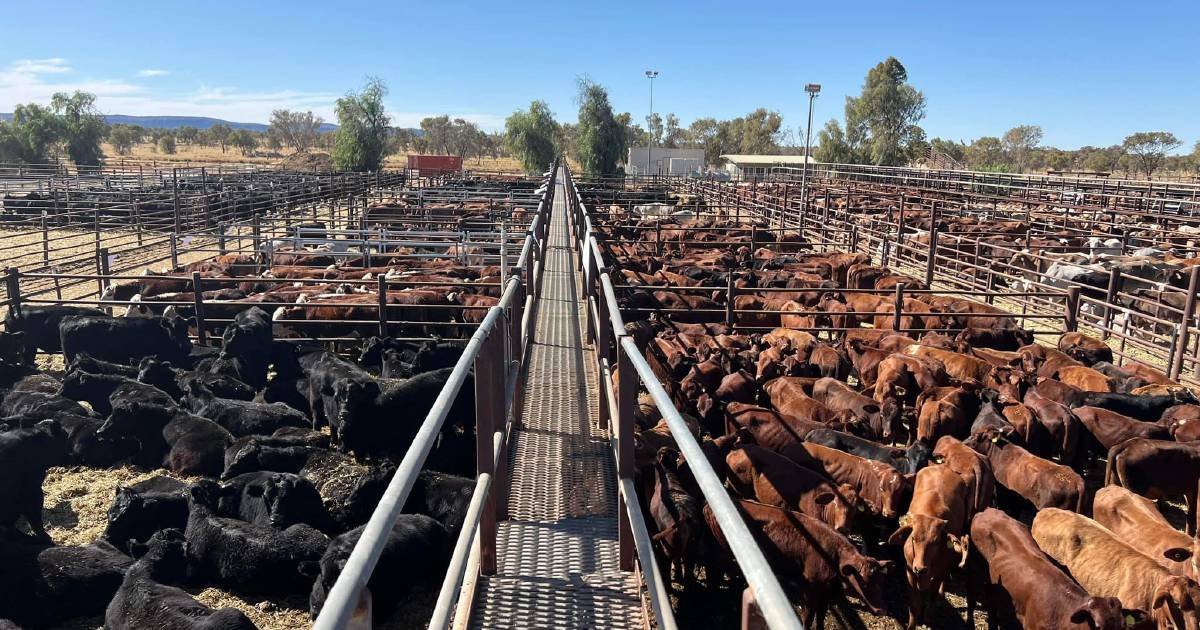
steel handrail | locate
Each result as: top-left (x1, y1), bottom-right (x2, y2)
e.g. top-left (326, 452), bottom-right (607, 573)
top-left (570, 171), bottom-right (804, 630)
top-left (312, 164), bottom-right (556, 630)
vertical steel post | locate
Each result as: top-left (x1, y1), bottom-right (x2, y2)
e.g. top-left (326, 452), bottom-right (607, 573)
top-left (6, 268), bottom-right (22, 317)
top-left (377, 276), bottom-right (388, 338)
top-left (1064, 286), bottom-right (1081, 333)
top-left (1169, 266), bottom-right (1200, 379)
top-left (893, 283), bottom-right (905, 333)
top-left (474, 332), bottom-right (498, 576)
top-left (616, 338), bottom-right (636, 571)
top-left (192, 272), bottom-right (207, 344)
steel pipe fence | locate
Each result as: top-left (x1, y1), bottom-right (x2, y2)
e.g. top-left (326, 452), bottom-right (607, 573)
top-left (684, 177), bottom-right (1200, 386)
top-left (569, 171), bottom-right (805, 630)
top-left (311, 161), bottom-right (556, 630)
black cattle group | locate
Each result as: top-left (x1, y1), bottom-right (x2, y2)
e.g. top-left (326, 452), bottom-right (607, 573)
top-left (0, 303), bottom-right (477, 628)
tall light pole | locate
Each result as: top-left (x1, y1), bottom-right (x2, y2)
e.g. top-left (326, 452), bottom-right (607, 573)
top-left (800, 83), bottom-right (820, 220)
top-left (645, 70), bottom-right (658, 177)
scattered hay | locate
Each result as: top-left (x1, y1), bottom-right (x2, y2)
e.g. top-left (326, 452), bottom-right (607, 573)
top-left (42, 465), bottom-right (199, 546)
top-left (192, 587), bottom-right (311, 630)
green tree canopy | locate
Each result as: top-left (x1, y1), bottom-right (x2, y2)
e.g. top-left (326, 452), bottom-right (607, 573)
top-left (1001, 125), bottom-right (1043, 173)
top-left (229, 129), bottom-right (258, 156)
top-left (0, 103), bottom-right (62, 163)
top-left (574, 79), bottom-right (626, 176)
top-left (269, 110), bottom-right (324, 152)
top-left (332, 77), bottom-right (391, 172)
top-left (504, 100), bottom-right (558, 174)
top-left (50, 91), bottom-right (105, 167)
top-left (1122, 131), bottom-right (1182, 179)
top-left (108, 124), bottom-right (139, 156)
top-left (158, 133), bottom-right (177, 155)
top-left (825, 57), bottom-right (927, 166)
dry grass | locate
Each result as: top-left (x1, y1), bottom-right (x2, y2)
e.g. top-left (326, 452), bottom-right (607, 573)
top-left (101, 142), bottom-right (285, 167)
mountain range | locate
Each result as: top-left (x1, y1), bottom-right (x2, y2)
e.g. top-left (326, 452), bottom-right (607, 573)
top-left (0, 113), bottom-right (341, 133)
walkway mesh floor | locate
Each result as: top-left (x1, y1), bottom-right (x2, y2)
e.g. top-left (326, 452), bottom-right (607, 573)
top-left (468, 170), bottom-right (643, 629)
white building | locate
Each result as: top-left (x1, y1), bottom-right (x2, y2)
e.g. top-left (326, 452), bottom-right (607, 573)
top-left (627, 147), bottom-right (705, 176)
top-left (721, 154), bottom-right (814, 178)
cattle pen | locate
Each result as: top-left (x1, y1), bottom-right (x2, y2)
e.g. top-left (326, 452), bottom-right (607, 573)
top-left (4, 157), bottom-right (1200, 630)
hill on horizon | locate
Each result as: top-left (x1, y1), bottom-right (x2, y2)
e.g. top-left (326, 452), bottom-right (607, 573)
top-left (0, 113), bottom-right (427, 137)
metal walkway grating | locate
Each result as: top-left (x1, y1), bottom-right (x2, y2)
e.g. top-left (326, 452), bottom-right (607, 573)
top-left (468, 169), bottom-right (644, 629)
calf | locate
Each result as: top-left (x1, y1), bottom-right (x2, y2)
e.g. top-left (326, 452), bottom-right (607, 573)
top-left (970, 507), bottom-right (1127, 630)
top-left (805, 428), bottom-right (932, 475)
top-left (933, 435), bottom-right (995, 515)
top-left (216, 306), bottom-right (273, 388)
top-left (184, 379), bottom-right (309, 437)
top-left (218, 471), bottom-right (334, 533)
top-left (403, 470), bottom-right (475, 538)
top-left (888, 463), bottom-right (973, 629)
top-left (1074, 390), bottom-right (1197, 422)
top-left (1106, 438), bottom-right (1200, 535)
top-left (726, 444), bottom-right (860, 533)
top-left (1094, 485), bottom-right (1198, 580)
top-left (105, 529), bottom-right (256, 630)
top-left (0, 536), bottom-right (133, 627)
top-left (4, 305), bottom-right (106, 363)
top-left (1033, 508), bottom-right (1200, 630)
top-left (916, 383), bottom-right (981, 444)
top-left (60, 314), bottom-right (191, 365)
top-left (1024, 387), bottom-right (1084, 465)
top-left (1059, 331), bottom-right (1115, 366)
top-left (813, 376), bottom-right (902, 443)
top-left (798, 441), bottom-right (912, 519)
top-left (0, 420), bottom-right (67, 540)
top-left (1075, 406), bottom-right (1171, 452)
top-left (647, 447), bottom-right (706, 581)
top-left (104, 476), bottom-right (190, 549)
top-left (185, 480), bottom-right (329, 593)
top-left (966, 428), bottom-right (1085, 513)
top-left (706, 500), bottom-right (890, 629)
top-left (307, 515), bottom-right (451, 622)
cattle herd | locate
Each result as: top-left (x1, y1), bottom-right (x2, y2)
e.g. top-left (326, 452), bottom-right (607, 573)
top-left (0, 187), bottom-right (540, 627)
top-left (587, 202), bottom-right (1200, 629)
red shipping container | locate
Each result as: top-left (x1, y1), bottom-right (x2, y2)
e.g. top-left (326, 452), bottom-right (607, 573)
top-left (406, 155), bottom-right (463, 176)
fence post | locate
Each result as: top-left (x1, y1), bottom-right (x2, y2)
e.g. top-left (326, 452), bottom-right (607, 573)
top-left (474, 332), bottom-right (498, 576)
top-left (1101, 268), bottom-right (1122, 340)
top-left (597, 286), bottom-right (612, 431)
top-left (924, 225), bottom-right (938, 288)
top-left (726, 271), bottom-right (737, 327)
top-left (376, 276), bottom-right (386, 338)
top-left (616, 338), bottom-right (636, 572)
top-left (218, 223), bottom-right (227, 256)
top-left (750, 224), bottom-right (757, 254)
top-left (1064, 286), bottom-right (1081, 333)
top-left (1169, 266), bottom-right (1200, 379)
top-left (97, 248), bottom-right (111, 296)
top-left (172, 168), bottom-right (181, 234)
top-left (6, 268), bottom-right (22, 317)
top-left (191, 272), bottom-right (207, 345)
top-left (40, 214), bottom-right (50, 266)
top-left (894, 283), bottom-right (905, 333)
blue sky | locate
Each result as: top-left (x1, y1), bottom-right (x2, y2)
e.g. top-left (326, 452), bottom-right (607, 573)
top-left (1, 0), bottom-right (1196, 150)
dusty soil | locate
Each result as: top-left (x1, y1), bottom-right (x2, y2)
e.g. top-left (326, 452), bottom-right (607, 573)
top-left (278, 152), bottom-right (334, 172)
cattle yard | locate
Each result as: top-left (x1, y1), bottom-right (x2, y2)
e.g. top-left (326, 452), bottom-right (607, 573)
top-left (1, 159), bottom-right (1200, 630)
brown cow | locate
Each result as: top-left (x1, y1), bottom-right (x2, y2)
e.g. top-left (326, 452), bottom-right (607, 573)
top-left (903, 345), bottom-right (992, 382)
top-left (724, 403), bottom-right (823, 451)
top-left (915, 383), bottom-right (981, 444)
top-left (1033, 508), bottom-right (1200, 630)
top-left (1093, 485), bottom-right (1198, 580)
top-left (762, 377), bottom-right (853, 428)
top-left (1164, 405), bottom-right (1200, 443)
top-left (813, 377), bottom-right (902, 443)
top-left (888, 463), bottom-right (972, 629)
top-left (1075, 406), bottom-right (1171, 452)
top-left (1019, 343), bottom-right (1083, 379)
top-left (726, 444), bottom-right (860, 533)
top-left (1057, 365), bottom-right (1115, 393)
top-left (970, 507), bottom-right (1128, 630)
top-left (799, 442), bottom-right (912, 519)
top-left (1105, 438), bottom-right (1200, 535)
top-left (874, 354), bottom-right (949, 407)
top-left (932, 436), bottom-right (995, 514)
top-left (705, 500), bottom-right (890, 628)
top-left (967, 428), bottom-right (1086, 513)
top-left (647, 447), bottom-right (705, 582)
top-left (1023, 387), bottom-right (1084, 465)
top-left (1059, 332), bottom-right (1115, 366)
top-left (845, 339), bottom-right (892, 389)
